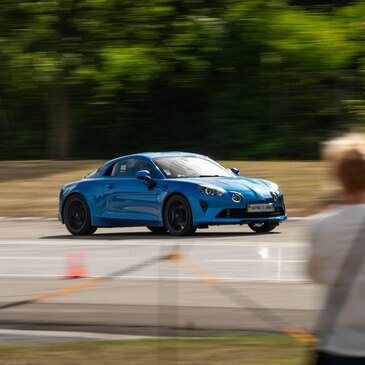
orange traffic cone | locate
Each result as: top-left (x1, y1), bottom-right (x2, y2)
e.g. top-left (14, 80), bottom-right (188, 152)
top-left (65, 253), bottom-right (88, 279)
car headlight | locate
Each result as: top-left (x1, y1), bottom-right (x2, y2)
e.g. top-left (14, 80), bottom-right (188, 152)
top-left (269, 183), bottom-right (283, 201)
top-left (269, 183), bottom-right (281, 194)
top-left (198, 184), bottom-right (225, 197)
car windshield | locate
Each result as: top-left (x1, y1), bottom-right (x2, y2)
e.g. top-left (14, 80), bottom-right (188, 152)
top-left (84, 169), bottom-right (98, 178)
top-left (153, 156), bottom-right (234, 179)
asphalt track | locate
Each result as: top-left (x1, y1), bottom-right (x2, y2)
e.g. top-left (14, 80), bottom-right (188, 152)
top-left (0, 219), bottom-right (324, 342)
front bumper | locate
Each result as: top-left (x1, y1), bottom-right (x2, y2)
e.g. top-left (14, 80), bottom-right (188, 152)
top-left (191, 194), bottom-right (287, 226)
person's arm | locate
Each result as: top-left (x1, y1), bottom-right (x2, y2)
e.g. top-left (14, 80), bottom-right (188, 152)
top-left (307, 216), bottom-right (336, 286)
top-left (308, 243), bottom-right (330, 285)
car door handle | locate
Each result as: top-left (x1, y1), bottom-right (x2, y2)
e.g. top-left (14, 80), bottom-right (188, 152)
top-left (105, 183), bottom-right (116, 189)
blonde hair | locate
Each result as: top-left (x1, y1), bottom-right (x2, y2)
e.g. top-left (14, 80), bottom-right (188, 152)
top-left (322, 133), bottom-right (365, 193)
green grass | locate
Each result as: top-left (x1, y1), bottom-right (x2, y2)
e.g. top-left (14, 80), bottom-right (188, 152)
top-left (0, 160), bottom-right (331, 217)
top-left (0, 336), bottom-right (310, 364)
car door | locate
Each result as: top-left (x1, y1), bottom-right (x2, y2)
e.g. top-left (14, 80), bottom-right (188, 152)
top-left (102, 158), bottom-right (161, 225)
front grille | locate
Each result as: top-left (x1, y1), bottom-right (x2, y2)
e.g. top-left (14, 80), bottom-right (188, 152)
top-left (216, 206), bottom-right (285, 219)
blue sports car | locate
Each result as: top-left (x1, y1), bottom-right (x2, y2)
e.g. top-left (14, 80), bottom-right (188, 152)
top-left (59, 152), bottom-right (287, 236)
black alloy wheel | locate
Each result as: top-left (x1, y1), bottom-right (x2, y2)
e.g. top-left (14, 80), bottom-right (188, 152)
top-left (147, 226), bottom-right (168, 234)
top-left (64, 195), bottom-right (97, 235)
top-left (164, 195), bottom-right (197, 236)
top-left (248, 222), bottom-right (277, 233)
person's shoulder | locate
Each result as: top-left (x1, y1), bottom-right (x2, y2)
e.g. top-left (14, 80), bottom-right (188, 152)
top-left (307, 207), bottom-right (345, 236)
top-left (309, 205), bottom-right (365, 233)
top-left (308, 208), bottom-right (339, 225)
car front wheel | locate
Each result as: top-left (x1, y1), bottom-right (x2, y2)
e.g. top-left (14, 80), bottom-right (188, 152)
top-left (248, 222), bottom-right (277, 233)
top-left (64, 195), bottom-right (97, 236)
top-left (164, 195), bottom-right (197, 236)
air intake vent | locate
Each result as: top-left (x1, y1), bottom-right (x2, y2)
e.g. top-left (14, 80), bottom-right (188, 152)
top-left (199, 199), bottom-right (208, 213)
top-left (216, 207), bottom-right (284, 219)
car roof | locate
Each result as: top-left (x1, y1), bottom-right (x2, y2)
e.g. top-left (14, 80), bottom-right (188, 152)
top-left (136, 151), bottom-right (206, 159)
top-left (101, 152), bottom-right (209, 171)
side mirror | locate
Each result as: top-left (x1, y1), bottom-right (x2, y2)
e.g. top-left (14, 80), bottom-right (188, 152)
top-left (135, 170), bottom-right (151, 180)
top-left (231, 167), bottom-right (240, 175)
top-left (135, 170), bottom-right (156, 190)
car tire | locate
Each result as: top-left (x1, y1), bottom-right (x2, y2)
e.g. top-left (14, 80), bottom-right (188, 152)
top-left (248, 222), bottom-right (277, 233)
top-left (164, 195), bottom-right (197, 236)
top-left (147, 226), bottom-right (168, 234)
top-left (64, 195), bottom-right (97, 236)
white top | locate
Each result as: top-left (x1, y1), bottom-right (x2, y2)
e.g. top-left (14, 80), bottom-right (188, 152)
top-left (308, 204), bottom-right (365, 357)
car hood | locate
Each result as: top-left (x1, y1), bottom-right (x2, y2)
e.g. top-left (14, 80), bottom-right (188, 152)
top-left (175, 176), bottom-right (273, 198)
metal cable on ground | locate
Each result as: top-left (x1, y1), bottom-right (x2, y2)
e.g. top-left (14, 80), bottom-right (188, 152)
top-left (0, 249), bottom-right (318, 344)
top-left (0, 254), bottom-right (170, 311)
top-left (166, 251), bottom-right (318, 345)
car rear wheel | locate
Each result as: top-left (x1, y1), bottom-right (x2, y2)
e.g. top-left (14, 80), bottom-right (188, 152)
top-left (164, 195), bottom-right (197, 236)
top-left (64, 195), bottom-right (97, 236)
top-left (248, 222), bottom-right (277, 233)
top-left (147, 226), bottom-right (168, 234)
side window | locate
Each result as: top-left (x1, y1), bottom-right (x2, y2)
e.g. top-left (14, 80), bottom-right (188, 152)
top-left (104, 163), bottom-right (115, 176)
top-left (112, 161), bottom-right (127, 177)
top-left (111, 158), bottom-right (157, 178)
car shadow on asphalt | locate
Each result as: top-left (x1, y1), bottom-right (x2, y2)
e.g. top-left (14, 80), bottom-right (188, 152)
top-left (41, 231), bottom-right (280, 240)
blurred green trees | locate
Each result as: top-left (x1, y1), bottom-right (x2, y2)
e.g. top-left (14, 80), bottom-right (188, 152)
top-left (0, 0), bottom-right (363, 159)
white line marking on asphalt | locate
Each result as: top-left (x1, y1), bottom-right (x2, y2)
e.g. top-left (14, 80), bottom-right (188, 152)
top-left (0, 274), bottom-right (310, 282)
top-left (206, 259), bottom-right (306, 263)
top-left (0, 217), bottom-right (307, 221)
top-left (0, 328), bottom-right (153, 340)
top-left (0, 217), bottom-right (52, 221)
top-left (0, 240), bottom-right (308, 247)
top-left (0, 257), bottom-right (308, 262)
top-left (278, 246), bottom-right (282, 280)
top-left (0, 257), bottom-right (134, 260)
top-left (0, 257), bottom-right (63, 260)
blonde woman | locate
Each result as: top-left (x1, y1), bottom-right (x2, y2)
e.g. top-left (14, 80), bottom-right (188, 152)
top-left (309, 134), bottom-right (365, 364)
